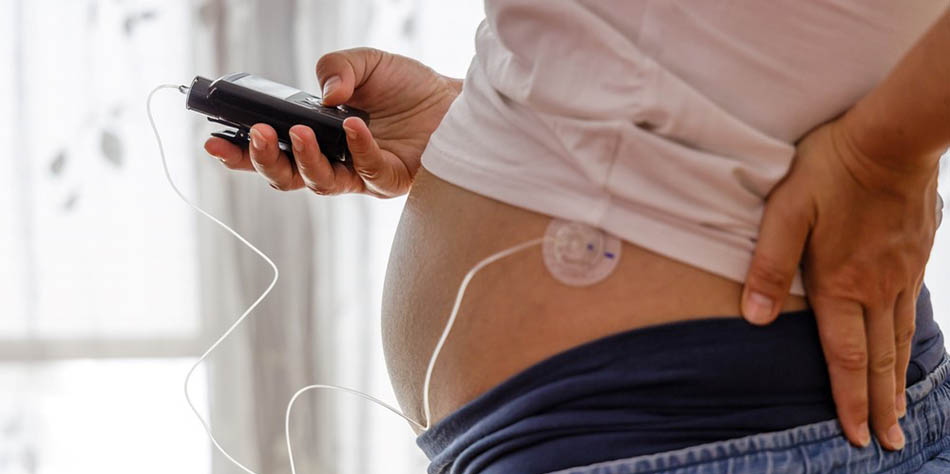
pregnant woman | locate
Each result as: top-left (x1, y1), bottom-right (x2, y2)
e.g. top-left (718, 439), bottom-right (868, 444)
top-left (205, 1), bottom-right (950, 472)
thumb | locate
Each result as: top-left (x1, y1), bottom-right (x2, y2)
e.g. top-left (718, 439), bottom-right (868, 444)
top-left (315, 47), bottom-right (384, 106)
top-left (742, 185), bottom-right (812, 325)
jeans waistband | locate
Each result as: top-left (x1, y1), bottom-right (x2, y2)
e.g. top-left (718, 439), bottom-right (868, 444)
top-left (550, 352), bottom-right (950, 474)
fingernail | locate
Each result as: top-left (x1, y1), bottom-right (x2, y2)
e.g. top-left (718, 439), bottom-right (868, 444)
top-left (289, 131), bottom-right (304, 153)
top-left (897, 393), bottom-right (907, 418)
top-left (322, 75), bottom-right (341, 100)
top-left (250, 129), bottom-right (264, 151)
top-left (343, 124), bottom-right (357, 142)
top-left (887, 423), bottom-right (905, 450)
top-left (858, 423), bottom-right (871, 447)
top-left (743, 291), bottom-right (774, 323)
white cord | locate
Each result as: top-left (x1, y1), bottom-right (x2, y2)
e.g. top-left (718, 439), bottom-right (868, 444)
top-left (148, 84), bottom-right (548, 474)
top-left (420, 236), bottom-right (546, 430)
top-left (284, 384), bottom-right (420, 473)
top-left (149, 84), bottom-right (273, 474)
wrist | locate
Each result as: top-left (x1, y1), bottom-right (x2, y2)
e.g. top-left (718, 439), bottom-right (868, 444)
top-left (837, 101), bottom-right (941, 175)
top-left (830, 117), bottom-right (939, 196)
top-left (839, 99), bottom-right (943, 177)
top-left (427, 75), bottom-right (462, 122)
top-left (436, 76), bottom-right (463, 108)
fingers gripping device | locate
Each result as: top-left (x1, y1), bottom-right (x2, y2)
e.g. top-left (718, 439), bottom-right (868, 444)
top-left (185, 73), bottom-right (369, 164)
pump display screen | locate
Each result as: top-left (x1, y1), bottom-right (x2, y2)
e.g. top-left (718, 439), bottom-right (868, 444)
top-left (233, 75), bottom-right (302, 100)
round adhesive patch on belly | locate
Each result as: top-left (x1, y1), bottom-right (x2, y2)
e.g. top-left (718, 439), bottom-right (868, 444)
top-left (542, 219), bottom-right (621, 287)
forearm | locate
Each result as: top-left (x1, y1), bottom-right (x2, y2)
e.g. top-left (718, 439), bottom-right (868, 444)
top-left (842, 7), bottom-right (950, 172)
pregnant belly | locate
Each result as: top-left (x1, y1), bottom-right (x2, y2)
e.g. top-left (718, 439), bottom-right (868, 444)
top-left (381, 166), bottom-right (809, 433)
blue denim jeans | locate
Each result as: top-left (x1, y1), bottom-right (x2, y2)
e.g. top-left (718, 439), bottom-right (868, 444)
top-left (550, 353), bottom-right (950, 474)
top-left (419, 286), bottom-right (945, 473)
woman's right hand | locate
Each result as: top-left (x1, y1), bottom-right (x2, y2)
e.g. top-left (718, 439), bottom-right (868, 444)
top-left (204, 48), bottom-right (462, 198)
top-left (741, 118), bottom-right (940, 451)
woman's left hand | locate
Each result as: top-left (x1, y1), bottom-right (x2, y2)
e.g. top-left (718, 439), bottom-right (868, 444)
top-left (205, 48), bottom-right (461, 198)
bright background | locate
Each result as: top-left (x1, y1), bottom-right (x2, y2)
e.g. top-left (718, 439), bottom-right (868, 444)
top-left (1, 1), bottom-right (948, 474)
top-left (1, 1), bottom-right (482, 473)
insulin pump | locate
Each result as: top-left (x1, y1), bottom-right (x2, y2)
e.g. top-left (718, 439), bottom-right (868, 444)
top-left (184, 73), bottom-right (369, 163)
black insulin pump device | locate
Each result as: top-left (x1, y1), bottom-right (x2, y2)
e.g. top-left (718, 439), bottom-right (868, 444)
top-left (185, 73), bottom-right (369, 163)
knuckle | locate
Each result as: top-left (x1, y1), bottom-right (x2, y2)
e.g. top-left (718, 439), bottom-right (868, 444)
top-left (249, 150), bottom-right (269, 164)
top-left (746, 258), bottom-right (791, 293)
top-left (830, 268), bottom-right (865, 295)
top-left (348, 139), bottom-right (368, 155)
top-left (354, 47), bottom-right (383, 67)
top-left (869, 349), bottom-right (897, 375)
top-left (355, 165), bottom-right (381, 182)
top-left (306, 181), bottom-right (335, 196)
top-left (842, 397), bottom-right (870, 420)
top-left (894, 324), bottom-right (916, 348)
top-left (315, 51), bottom-right (337, 68)
top-left (316, 55), bottom-right (341, 80)
top-left (827, 340), bottom-right (868, 372)
top-left (833, 389), bottom-right (869, 421)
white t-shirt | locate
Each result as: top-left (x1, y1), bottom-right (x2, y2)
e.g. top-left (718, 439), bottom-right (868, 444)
top-left (421, 0), bottom-right (947, 295)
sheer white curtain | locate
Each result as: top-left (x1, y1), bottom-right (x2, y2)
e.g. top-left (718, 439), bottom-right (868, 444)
top-left (1, 1), bottom-right (210, 473)
top-left (2, 0), bottom-right (481, 473)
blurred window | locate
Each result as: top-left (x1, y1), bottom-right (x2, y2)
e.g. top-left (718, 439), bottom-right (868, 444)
top-left (0, 2), bottom-right (209, 473)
